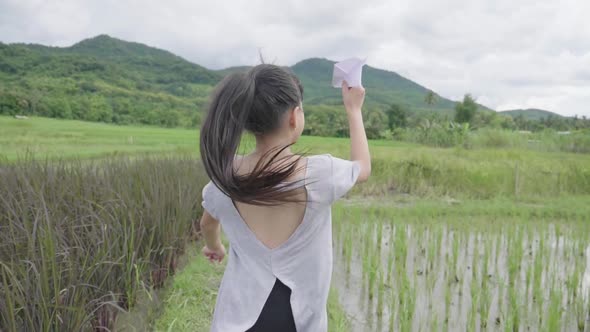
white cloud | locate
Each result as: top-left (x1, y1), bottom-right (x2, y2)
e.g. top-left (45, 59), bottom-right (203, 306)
top-left (0, 0), bottom-right (588, 116)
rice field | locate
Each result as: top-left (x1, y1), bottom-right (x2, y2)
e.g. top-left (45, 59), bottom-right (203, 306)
top-left (332, 200), bottom-right (590, 331)
top-left (1, 116), bottom-right (589, 331)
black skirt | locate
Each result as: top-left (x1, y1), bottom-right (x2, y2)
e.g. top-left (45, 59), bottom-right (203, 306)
top-left (246, 278), bottom-right (297, 332)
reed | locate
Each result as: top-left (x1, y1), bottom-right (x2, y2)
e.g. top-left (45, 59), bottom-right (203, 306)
top-left (0, 156), bottom-right (208, 331)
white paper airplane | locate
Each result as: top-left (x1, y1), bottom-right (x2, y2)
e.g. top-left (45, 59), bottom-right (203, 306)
top-left (331, 57), bottom-right (367, 88)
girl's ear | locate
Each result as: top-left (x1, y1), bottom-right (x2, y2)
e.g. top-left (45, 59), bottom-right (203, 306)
top-left (289, 106), bottom-right (300, 128)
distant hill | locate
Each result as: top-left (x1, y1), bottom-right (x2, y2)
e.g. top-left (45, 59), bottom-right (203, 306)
top-left (0, 35), bottom-right (221, 126)
top-left (0, 34), bottom-right (484, 127)
top-left (499, 109), bottom-right (564, 120)
top-left (218, 58), bottom-right (490, 114)
top-left (8, 34), bottom-right (220, 85)
top-left (68, 34), bottom-right (220, 84)
top-left (290, 58), bottom-right (457, 112)
top-left (215, 66), bottom-right (252, 76)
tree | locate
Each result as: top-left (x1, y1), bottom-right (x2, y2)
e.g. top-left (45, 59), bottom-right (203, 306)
top-left (454, 94), bottom-right (477, 124)
top-left (499, 115), bottom-right (516, 130)
top-left (385, 103), bottom-right (408, 130)
top-left (83, 95), bottom-right (113, 122)
top-left (365, 108), bottom-right (387, 139)
top-left (157, 109), bottom-right (180, 127)
top-left (472, 111), bottom-right (502, 129)
top-left (46, 96), bottom-right (72, 119)
top-left (424, 90), bottom-right (438, 106)
top-left (0, 93), bottom-right (23, 115)
top-left (301, 106), bottom-right (331, 137)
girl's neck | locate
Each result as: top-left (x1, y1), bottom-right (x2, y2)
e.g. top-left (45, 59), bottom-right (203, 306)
top-left (252, 134), bottom-right (295, 159)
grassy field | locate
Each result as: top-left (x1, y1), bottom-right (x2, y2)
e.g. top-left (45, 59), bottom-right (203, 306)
top-left (0, 116), bottom-right (200, 160)
top-left (1, 116), bottom-right (589, 331)
top-left (3, 116), bottom-right (589, 200)
top-left (0, 115), bottom-right (418, 161)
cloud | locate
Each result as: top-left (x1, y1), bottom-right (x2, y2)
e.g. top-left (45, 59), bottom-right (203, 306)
top-left (0, 0), bottom-right (588, 116)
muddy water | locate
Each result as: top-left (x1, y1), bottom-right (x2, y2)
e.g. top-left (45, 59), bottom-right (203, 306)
top-left (332, 223), bottom-right (590, 332)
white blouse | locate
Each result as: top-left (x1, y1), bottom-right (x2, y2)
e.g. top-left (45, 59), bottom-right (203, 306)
top-left (202, 154), bottom-right (360, 332)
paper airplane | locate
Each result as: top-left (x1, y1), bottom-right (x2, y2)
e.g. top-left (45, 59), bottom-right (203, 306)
top-left (332, 57), bottom-right (367, 88)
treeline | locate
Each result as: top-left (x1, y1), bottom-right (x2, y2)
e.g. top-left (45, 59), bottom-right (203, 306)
top-left (302, 95), bottom-right (590, 139)
top-left (3, 82), bottom-right (589, 137)
top-left (0, 83), bottom-right (207, 127)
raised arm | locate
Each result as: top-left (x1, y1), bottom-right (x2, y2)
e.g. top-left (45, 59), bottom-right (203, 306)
top-left (342, 81), bottom-right (371, 182)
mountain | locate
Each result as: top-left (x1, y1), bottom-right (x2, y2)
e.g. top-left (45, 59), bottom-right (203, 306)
top-left (68, 35), bottom-right (220, 85)
top-left (215, 58), bottom-right (458, 112)
top-left (291, 58), bottom-right (457, 112)
top-left (0, 34), bottom-right (472, 127)
top-left (499, 109), bottom-right (564, 120)
top-left (0, 35), bottom-right (221, 126)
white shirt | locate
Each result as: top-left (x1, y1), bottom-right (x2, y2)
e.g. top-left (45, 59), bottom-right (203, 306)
top-left (202, 154), bottom-right (360, 332)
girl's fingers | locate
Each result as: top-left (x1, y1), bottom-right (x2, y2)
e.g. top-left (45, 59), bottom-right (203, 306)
top-left (205, 252), bottom-right (223, 263)
top-left (203, 246), bottom-right (224, 263)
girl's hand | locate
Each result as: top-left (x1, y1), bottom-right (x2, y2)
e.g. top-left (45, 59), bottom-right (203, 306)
top-left (342, 80), bottom-right (366, 113)
top-left (202, 244), bottom-right (226, 263)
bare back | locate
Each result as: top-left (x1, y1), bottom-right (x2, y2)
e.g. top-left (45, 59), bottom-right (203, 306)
top-left (232, 155), bottom-right (308, 250)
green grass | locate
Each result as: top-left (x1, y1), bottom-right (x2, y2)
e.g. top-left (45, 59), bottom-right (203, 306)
top-left (0, 116), bottom-right (200, 160)
top-left (152, 244), bottom-right (226, 332)
top-left (154, 243), bottom-right (351, 332)
top-left (3, 116), bottom-right (590, 200)
top-left (341, 195), bottom-right (590, 223)
top-left (0, 115), bottom-right (418, 162)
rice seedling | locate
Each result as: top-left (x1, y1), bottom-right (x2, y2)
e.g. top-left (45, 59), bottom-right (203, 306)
top-left (444, 273), bottom-right (452, 332)
top-left (468, 234), bottom-right (480, 331)
top-left (388, 280), bottom-right (397, 332)
top-left (386, 225), bottom-right (395, 286)
top-left (546, 287), bottom-right (563, 332)
top-left (377, 266), bottom-right (384, 318)
top-left (331, 197), bottom-right (590, 332)
top-left (399, 270), bottom-right (415, 332)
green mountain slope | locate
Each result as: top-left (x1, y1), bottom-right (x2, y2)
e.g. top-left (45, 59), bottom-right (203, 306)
top-left (1, 34), bottom-right (475, 127)
top-left (291, 58), bottom-right (456, 112)
top-left (0, 35), bottom-right (220, 126)
top-left (216, 58), bottom-right (459, 113)
top-left (499, 109), bottom-right (564, 120)
top-left (68, 35), bottom-right (220, 85)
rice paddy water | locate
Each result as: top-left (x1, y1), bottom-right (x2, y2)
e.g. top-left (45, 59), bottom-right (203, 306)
top-left (331, 202), bottom-right (590, 331)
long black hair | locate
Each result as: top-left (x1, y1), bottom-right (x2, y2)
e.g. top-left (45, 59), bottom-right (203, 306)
top-left (200, 64), bottom-right (306, 205)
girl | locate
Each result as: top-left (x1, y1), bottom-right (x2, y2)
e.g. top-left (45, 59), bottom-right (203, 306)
top-left (198, 64), bottom-right (371, 332)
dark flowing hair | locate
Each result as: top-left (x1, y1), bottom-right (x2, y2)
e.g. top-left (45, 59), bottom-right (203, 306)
top-left (200, 64), bottom-right (307, 205)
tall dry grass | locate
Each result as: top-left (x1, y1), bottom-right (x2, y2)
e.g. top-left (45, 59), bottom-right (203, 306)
top-left (0, 156), bottom-right (208, 331)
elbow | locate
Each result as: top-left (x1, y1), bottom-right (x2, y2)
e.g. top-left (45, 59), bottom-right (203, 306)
top-left (199, 217), bottom-right (208, 231)
top-left (200, 211), bottom-right (219, 231)
top-left (357, 162), bottom-right (371, 183)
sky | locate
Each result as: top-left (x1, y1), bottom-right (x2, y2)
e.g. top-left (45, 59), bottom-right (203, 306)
top-left (1, 0), bottom-right (589, 116)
